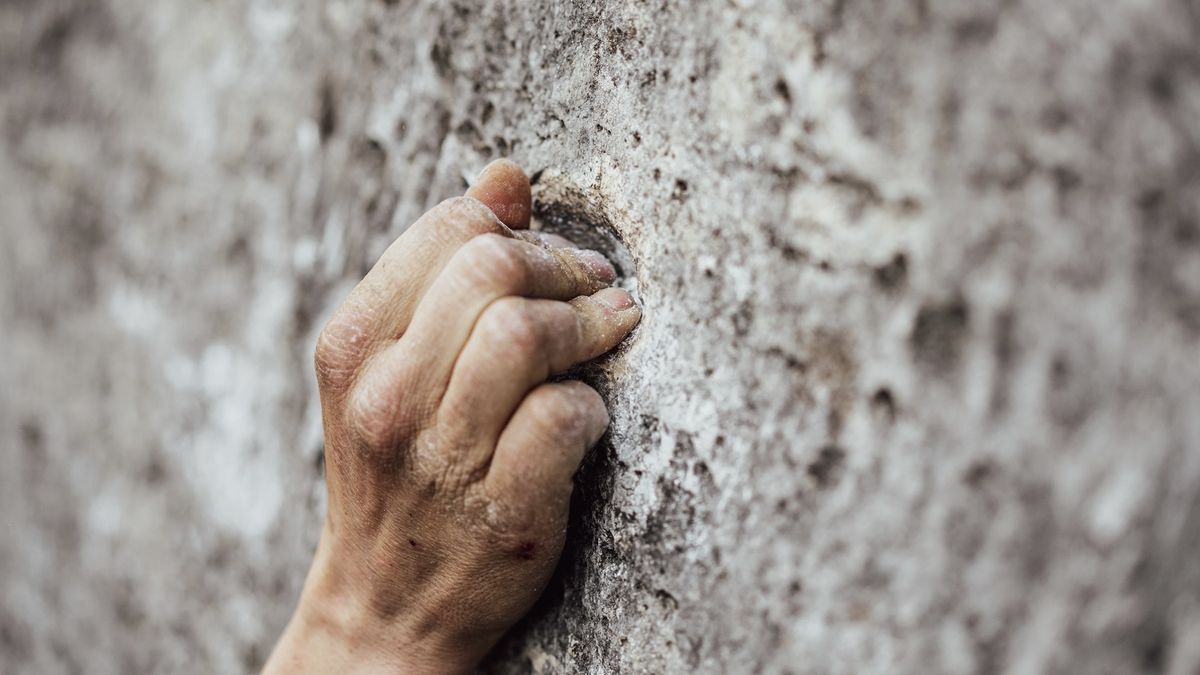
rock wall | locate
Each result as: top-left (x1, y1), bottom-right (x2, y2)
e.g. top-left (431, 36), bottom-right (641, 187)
top-left (2, 0), bottom-right (1199, 673)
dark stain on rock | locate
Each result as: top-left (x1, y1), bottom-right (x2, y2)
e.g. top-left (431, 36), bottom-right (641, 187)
top-left (732, 301), bottom-right (754, 337)
top-left (1051, 165), bottom-right (1081, 196)
top-left (774, 77), bottom-right (792, 104)
top-left (242, 643), bottom-right (265, 671)
top-left (20, 418), bottom-right (44, 451)
top-left (827, 171), bottom-right (883, 207)
top-left (964, 459), bottom-right (994, 487)
top-left (430, 27), bottom-right (455, 78)
top-left (953, 15), bottom-right (998, 45)
top-left (989, 309), bottom-right (1017, 416)
top-left (225, 233), bottom-right (252, 265)
top-left (873, 252), bottom-right (908, 291)
top-left (311, 443), bottom-right (325, 474)
top-left (35, 15), bottom-right (78, 70)
top-left (317, 78), bottom-right (338, 141)
top-left (870, 387), bottom-right (897, 423)
top-left (205, 537), bottom-right (237, 573)
top-left (911, 297), bottom-right (970, 374)
top-left (33, 4), bottom-right (117, 73)
top-left (764, 224), bottom-right (809, 263)
top-left (143, 457), bottom-right (166, 484)
top-left (654, 588), bottom-right (679, 612)
top-left (939, 89), bottom-right (962, 148)
top-left (1138, 625), bottom-right (1170, 672)
top-left (807, 445), bottom-right (846, 488)
top-left (1148, 68), bottom-right (1174, 102)
top-left (1041, 104), bottom-right (1072, 131)
top-left (765, 346), bottom-right (807, 374)
top-left (0, 613), bottom-right (32, 665)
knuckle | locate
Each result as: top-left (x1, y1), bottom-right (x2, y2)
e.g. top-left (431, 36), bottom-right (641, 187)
top-left (474, 493), bottom-right (560, 550)
top-left (459, 234), bottom-right (528, 289)
top-left (535, 382), bottom-right (609, 443)
top-left (347, 376), bottom-right (405, 451)
top-left (437, 196), bottom-right (505, 236)
top-left (478, 299), bottom-right (544, 356)
top-left (314, 310), bottom-right (369, 390)
top-left (526, 385), bottom-right (590, 435)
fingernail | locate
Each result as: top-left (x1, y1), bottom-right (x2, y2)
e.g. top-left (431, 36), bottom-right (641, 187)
top-left (595, 287), bottom-right (635, 310)
top-left (576, 249), bottom-right (617, 282)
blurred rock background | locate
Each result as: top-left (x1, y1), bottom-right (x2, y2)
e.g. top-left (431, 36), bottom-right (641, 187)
top-left (2, 0), bottom-right (1199, 673)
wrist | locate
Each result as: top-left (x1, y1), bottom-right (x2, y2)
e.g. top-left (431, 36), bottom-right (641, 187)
top-left (263, 527), bottom-right (491, 675)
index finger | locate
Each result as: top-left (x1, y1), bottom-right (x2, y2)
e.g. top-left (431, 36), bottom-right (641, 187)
top-left (466, 158), bottom-right (531, 229)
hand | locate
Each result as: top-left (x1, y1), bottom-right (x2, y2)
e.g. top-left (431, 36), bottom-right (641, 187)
top-left (263, 159), bottom-right (641, 674)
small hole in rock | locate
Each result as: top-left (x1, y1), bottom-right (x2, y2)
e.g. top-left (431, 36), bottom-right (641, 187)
top-left (531, 193), bottom-right (637, 295)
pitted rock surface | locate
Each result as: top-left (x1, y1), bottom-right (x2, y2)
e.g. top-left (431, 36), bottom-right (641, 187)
top-left (2, 1), bottom-right (1199, 673)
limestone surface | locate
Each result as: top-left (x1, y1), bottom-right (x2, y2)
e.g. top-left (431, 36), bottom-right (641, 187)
top-left (2, 1), bottom-right (1199, 673)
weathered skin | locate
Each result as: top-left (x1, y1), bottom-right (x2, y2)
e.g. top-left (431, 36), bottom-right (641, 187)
top-left (263, 160), bottom-right (641, 674)
top-left (2, 0), bottom-right (1199, 673)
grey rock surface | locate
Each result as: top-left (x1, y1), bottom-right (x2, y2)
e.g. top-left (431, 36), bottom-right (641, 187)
top-left (2, 0), bottom-right (1199, 673)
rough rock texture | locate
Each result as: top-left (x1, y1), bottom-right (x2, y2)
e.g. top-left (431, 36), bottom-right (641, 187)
top-left (2, 0), bottom-right (1199, 673)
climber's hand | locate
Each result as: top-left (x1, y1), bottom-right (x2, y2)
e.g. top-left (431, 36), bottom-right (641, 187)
top-left (263, 159), bottom-right (641, 674)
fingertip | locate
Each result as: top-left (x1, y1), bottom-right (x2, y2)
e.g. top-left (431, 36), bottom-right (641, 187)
top-left (591, 288), bottom-right (642, 332)
top-left (593, 287), bottom-right (636, 311)
top-left (466, 158), bottom-right (531, 229)
top-left (488, 381), bottom-right (608, 506)
top-left (571, 288), bottom-right (641, 362)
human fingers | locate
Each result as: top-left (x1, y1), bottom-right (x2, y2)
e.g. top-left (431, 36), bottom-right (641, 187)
top-left (347, 236), bottom-right (616, 450)
top-left (465, 158), bottom-right (531, 229)
top-left (316, 161), bottom-right (534, 394)
top-left (485, 381), bottom-right (610, 524)
top-left (315, 196), bottom-right (510, 394)
top-left (436, 288), bottom-right (639, 472)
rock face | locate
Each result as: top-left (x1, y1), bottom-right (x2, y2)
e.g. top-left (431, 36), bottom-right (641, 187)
top-left (3, 0), bottom-right (1199, 673)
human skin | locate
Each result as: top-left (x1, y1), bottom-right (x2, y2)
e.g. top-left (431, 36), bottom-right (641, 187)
top-left (262, 159), bottom-right (641, 674)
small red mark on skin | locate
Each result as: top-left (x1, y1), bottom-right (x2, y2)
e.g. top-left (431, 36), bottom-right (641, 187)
top-left (409, 539), bottom-right (419, 548)
top-left (517, 542), bottom-right (536, 560)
